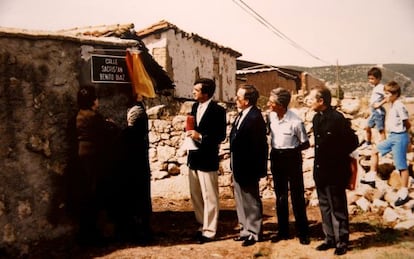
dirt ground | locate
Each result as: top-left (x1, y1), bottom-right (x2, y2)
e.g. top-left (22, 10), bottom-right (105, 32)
top-left (32, 196), bottom-right (414, 259)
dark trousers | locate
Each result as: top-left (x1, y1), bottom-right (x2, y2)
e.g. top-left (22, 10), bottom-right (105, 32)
top-left (270, 148), bottom-right (309, 237)
top-left (316, 185), bottom-right (349, 245)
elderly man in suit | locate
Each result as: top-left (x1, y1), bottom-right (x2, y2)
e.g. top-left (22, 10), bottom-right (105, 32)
top-left (230, 84), bottom-right (268, 247)
top-left (186, 78), bottom-right (227, 244)
top-left (307, 85), bottom-right (351, 256)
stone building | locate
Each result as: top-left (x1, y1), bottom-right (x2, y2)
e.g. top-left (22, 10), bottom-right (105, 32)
top-left (137, 20), bottom-right (241, 102)
top-left (236, 60), bottom-right (325, 98)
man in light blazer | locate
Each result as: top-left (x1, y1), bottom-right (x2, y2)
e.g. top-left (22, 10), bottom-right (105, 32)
top-left (230, 84), bottom-right (268, 247)
top-left (186, 78), bottom-right (227, 244)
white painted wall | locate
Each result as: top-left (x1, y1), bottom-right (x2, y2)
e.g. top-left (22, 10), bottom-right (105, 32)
top-left (142, 29), bottom-right (237, 102)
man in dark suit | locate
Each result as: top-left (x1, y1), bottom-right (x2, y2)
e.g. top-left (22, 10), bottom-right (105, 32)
top-left (230, 84), bottom-right (268, 247)
top-left (307, 85), bottom-right (351, 256)
top-left (186, 78), bottom-right (227, 244)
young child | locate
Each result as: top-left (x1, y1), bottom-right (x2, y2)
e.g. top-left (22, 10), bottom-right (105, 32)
top-left (361, 81), bottom-right (411, 206)
top-left (361, 67), bottom-right (387, 148)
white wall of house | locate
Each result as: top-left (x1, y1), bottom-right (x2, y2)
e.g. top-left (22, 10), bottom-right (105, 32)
top-left (142, 29), bottom-right (238, 102)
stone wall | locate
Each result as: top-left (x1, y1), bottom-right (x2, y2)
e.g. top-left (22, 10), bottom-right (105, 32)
top-left (0, 30), bottom-right (141, 256)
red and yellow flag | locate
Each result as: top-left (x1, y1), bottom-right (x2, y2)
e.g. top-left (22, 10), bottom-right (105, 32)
top-left (125, 50), bottom-right (156, 98)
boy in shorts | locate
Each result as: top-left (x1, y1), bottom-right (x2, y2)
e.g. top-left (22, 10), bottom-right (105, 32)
top-left (360, 81), bottom-right (411, 206)
top-left (361, 67), bottom-right (386, 148)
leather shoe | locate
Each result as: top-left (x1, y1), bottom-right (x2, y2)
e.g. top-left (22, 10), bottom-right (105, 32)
top-left (233, 236), bottom-right (248, 242)
top-left (316, 242), bottom-right (335, 251)
top-left (193, 231), bottom-right (202, 241)
top-left (360, 179), bottom-right (376, 188)
top-left (197, 235), bottom-right (213, 244)
top-left (334, 246), bottom-right (347, 255)
top-left (271, 233), bottom-right (290, 243)
top-left (299, 236), bottom-right (310, 245)
top-left (395, 196), bottom-right (410, 206)
top-left (241, 235), bottom-right (256, 247)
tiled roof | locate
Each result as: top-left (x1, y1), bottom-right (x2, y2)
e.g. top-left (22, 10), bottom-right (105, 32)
top-left (237, 64), bottom-right (299, 79)
top-left (0, 26), bottom-right (137, 46)
top-left (56, 23), bottom-right (135, 37)
top-left (137, 20), bottom-right (241, 57)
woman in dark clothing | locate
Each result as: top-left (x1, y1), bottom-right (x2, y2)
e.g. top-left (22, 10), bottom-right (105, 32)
top-left (75, 85), bottom-right (119, 244)
top-left (114, 96), bottom-right (152, 244)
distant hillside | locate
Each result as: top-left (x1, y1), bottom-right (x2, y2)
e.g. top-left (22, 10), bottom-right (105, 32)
top-left (286, 64), bottom-right (414, 97)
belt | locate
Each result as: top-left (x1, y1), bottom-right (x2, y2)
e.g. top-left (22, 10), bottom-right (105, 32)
top-left (272, 147), bottom-right (299, 154)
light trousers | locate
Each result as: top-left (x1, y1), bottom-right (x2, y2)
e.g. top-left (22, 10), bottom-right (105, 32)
top-left (189, 169), bottom-right (219, 238)
top-left (233, 176), bottom-right (263, 241)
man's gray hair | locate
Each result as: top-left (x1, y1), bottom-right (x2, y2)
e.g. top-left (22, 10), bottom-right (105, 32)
top-left (270, 87), bottom-right (291, 109)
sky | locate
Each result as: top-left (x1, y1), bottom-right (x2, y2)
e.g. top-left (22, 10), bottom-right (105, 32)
top-left (1, 0), bottom-right (413, 67)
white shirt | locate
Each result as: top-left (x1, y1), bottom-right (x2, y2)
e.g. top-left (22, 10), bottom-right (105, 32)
top-left (386, 99), bottom-right (409, 133)
top-left (196, 98), bottom-right (212, 125)
top-left (237, 106), bottom-right (252, 129)
top-left (369, 83), bottom-right (385, 110)
top-left (269, 110), bottom-right (308, 149)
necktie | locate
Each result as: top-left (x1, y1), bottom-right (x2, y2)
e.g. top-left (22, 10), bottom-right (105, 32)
top-left (234, 112), bottom-right (243, 128)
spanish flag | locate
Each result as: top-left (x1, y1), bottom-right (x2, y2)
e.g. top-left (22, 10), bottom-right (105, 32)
top-left (125, 49), bottom-right (156, 98)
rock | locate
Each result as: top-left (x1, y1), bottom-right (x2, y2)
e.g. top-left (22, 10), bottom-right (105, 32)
top-left (378, 163), bottom-right (396, 180)
top-left (303, 171), bottom-right (315, 189)
top-left (152, 170), bottom-right (169, 180)
top-left (348, 205), bottom-right (359, 215)
top-left (372, 198), bottom-right (388, 208)
top-left (261, 189), bottom-right (275, 199)
top-left (157, 145), bottom-right (176, 162)
top-left (356, 197), bottom-right (370, 212)
top-left (147, 105), bottom-right (167, 119)
top-left (167, 163), bottom-right (180, 175)
top-left (309, 189), bottom-right (319, 207)
top-left (151, 175), bottom-right (190, 199)
top-left (340, 98), bottom-right (361, 115)
top-left (388, 171), bottom-right (402, 189)
top-left (347, 192), bottom-right (361, 205)
top-left (219, 186), bottom-right (234, 199)
top-left (394, 219), bottom-right (414, 230)
top-left (179, 101), bottom-right (195, 115)
top-left (383, 207), bottom-right (399, 222)
top-left (219, 174), bottom-right (232, 187)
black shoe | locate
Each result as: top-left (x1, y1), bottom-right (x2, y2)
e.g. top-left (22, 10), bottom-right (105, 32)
top-left (197, 235), bottom-right (213, 244)
top-left (299, 236), bottom-right (310, 245)
top-left (360, 179), bottom-right (376, 188)
top-left (241, 235), bottom-right (256, 247)
top-left (233, 236), bottom-right (248, 242)
top-left (316, 242), bottom-right (335, 251)
top-left (193, 231), bottom-right (202, 241)
top-left (334, 246), bottom-right (347, 255)
top-left (271, 233), bottom-right (290, 243)
top-left (395, 196), bottom-right (410, 206)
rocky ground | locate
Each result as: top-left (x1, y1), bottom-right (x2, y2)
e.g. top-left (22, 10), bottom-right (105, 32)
top-left (27, 197), bottom-right (414, 259)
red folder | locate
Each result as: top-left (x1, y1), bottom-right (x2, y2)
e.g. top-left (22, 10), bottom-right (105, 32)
top-left (186, 115), bottom-right (195, 131)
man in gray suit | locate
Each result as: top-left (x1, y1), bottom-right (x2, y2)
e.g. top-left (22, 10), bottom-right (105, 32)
top-left (186, 78), bottom-right (227, 244)
top-left (230, 84), bottom-right (268, 247)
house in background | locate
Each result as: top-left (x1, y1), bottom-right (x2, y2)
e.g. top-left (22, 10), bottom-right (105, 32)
top-left (236, 59), bottom-right (324, 97)
top-left (59, 21), bottom-right (324, 103)
top-left (137, 20), bottom-right (241, 102)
